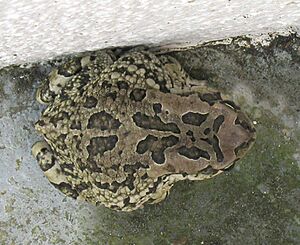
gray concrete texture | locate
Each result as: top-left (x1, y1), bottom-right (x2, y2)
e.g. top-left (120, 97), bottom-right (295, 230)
top-left (0, 32), bottom-right (299, 244)
top-left (1, 0), bottom-right (300, 68)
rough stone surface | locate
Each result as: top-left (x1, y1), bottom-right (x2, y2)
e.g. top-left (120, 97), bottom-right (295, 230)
top-left (0, 32), bottom-right (299, 244)
top-left (1, 0), bottom-right (300, 67)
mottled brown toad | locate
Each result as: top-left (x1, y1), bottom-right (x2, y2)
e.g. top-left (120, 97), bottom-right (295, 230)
top-left (32, 49), bottom-right (255, 211)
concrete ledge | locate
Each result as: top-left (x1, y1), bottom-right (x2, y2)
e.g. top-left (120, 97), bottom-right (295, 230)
top-left (1, 0), bottom-right (300, 67)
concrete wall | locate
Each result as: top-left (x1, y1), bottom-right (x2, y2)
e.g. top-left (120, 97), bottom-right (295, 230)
top-left (1, 0), bottom-right (300, 67)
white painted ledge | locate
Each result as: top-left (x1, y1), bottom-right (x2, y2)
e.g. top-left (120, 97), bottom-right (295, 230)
top-left (0, 0), bottom-right (300, 67)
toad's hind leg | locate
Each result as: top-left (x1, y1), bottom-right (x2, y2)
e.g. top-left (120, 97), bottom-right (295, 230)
top-left (36, 50), bottom-right (116, 104)
top-left (159, 54), bottom-right (217, 95)
top-left (31, 141), bottom-right (79, 199)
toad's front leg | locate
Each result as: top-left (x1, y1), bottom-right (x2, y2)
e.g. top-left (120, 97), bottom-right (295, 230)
top-left (36, 50), bottom-right (116, 105)
top-left (32, 141), bottom-right (80, 199)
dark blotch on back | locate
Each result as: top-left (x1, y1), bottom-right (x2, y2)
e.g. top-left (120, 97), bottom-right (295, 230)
top-left (105, 92), bottom-right (117, 101)
top-left (178, 146), bottom-right (210, 160)
top-left (117, 81), bottom-right (129, 90)
top-left (161, 135), bottom-right (179, 151)
top-left (87, 135), bottom-right (118, 157)
top-left (124, 162), bottom-right (149, 173)
top-left (204, 128), bottom-right (211, 135)
top-left (133, 112), bottom-right (180, 133)
top-left (87, 111), bottom-right (121, 130)
top-left (101, 80), bottom-right (112, 89)
top-left (213, 115), bottom-right (225, 133)
top-left (136, 135), bottom-right (157, 154)
top-left (151, 135), bottom-right (179, 164)
top-left (136, 135), bottom-right (179, 164)
top-left (211, 135), bottom-right (224, 162)
top-left (83, 96), bottom-right (98, 108)
top-left (129, 88), bottom-right (146, 102)
top-left (182, 112), bottom-right (208, 126)
top-left (153, 103), bottom-right (162, 114)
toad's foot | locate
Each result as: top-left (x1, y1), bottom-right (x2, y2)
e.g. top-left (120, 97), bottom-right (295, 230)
top-left (32, 141), bottom-right (79, 199)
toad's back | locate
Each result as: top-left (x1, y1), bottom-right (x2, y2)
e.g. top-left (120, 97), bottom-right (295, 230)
top-left (33, 51), bottom-right (255, 211)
